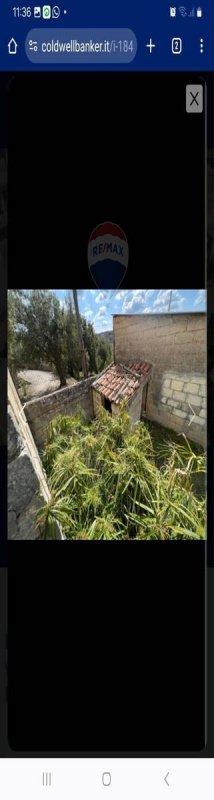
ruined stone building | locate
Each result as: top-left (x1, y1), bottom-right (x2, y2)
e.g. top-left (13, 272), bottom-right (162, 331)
top-left (92, 360), bottom-right (153, 421)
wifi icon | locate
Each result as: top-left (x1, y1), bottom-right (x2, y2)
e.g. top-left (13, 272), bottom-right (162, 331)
top-left (179, 5), bottom-right (187, 14)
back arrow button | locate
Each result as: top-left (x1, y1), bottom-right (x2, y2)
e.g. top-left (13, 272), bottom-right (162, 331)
top-left (164, 772), bottom-right (170, 787)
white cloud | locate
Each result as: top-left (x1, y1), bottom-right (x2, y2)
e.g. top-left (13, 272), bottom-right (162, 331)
top-left (94, 316), bottom-right (112, 332)
top-left (93, 305), bottom-right (112, 332)
top-left (154, 304), bottom-right (170, 313)
top-left (84, 307), bottom-right (93, 317)
top-left (97, 305), bottom-right (107, 316)
top-left (153, 289), bottom-right (186, 311)
top-left (122, 297), bottom-right (143, 312)
top-left (114, 289), bottom-right (154, 306)
top-left (154, 290), bottom-right (172, 307)
top-left (121, 289), bottom-right (155, 312)
top-left (95, 291), bottom-right (108, 303)
top-left (131, 289), bottom-right (154, 300)
top-left (194, 289), bottom-right (206, 307)
top-left (144, 307), bottom-right (152, 313)
top-left (115, 290), bottom-right (129, 300)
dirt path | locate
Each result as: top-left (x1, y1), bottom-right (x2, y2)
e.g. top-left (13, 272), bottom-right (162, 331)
top-left (18, 370), bottom-right (77, 400)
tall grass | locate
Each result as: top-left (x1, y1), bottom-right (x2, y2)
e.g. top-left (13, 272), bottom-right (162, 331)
top-left (38, 407), bottom-right (206, 540)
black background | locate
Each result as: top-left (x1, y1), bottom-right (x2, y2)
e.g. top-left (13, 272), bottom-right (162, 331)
top-left (8, 73), bottom-right (205, 288)
top-left (4, 72), bottom-right (208, 752)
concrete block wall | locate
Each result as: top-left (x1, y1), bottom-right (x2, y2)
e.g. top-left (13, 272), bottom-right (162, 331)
top-left (160, 372), bottom-right (206, 443)
top-left (25, 375), bottom-right (95, 449)
top-left (8, 371), bottom-right (62, 540)
top-left (113, 313), bottom-right (206, 446)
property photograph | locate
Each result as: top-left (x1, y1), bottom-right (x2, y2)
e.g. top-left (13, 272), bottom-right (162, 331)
top-left (8, 289), bottom-right (206, 540)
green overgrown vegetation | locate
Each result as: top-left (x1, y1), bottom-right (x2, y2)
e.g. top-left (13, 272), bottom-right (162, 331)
top-left (38, 408), bottom-right (206, 540)
top-left (8, 289), bottom-right (112, 387)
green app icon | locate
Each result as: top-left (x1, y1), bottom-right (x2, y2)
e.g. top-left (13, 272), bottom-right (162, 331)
top-left (42, 5), bottom-right (51, 18)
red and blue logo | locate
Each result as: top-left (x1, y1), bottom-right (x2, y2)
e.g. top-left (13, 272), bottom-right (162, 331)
top-left (88, 221), bottom-right (129, 288)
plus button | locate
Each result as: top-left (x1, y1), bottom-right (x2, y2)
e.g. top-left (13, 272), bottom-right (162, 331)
top-left (146, 38), bottom-right (156, 53)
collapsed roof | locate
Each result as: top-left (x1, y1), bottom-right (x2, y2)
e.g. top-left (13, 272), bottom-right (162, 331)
top-left (92, 361), bottom-right (153, 405)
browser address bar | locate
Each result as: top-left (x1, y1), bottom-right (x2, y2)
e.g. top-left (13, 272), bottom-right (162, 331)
top-left (25, 28), bottom-right (137, 63)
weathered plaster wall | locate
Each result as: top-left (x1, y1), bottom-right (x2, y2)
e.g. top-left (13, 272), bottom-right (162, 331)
top-left (93, 388), bottom-right (103, 416)
top-left (111, 385), bottom-right (144, 423)
top-left (8, 371), bottom-right (62, 540)
top-left (128, 385), bottom-right (144, 423)
top-left (114, 313), bottom-right (206, 446)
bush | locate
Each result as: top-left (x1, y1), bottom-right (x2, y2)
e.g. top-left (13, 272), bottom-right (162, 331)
top-left (38, 409), bottom-right (206, 540)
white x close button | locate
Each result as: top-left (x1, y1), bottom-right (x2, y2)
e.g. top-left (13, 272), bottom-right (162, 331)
top-left (186, 84), bottom-right (203, 113)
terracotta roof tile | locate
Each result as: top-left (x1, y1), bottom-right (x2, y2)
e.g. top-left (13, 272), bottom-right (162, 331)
top-left (92, 360), bottom-right (153, 404)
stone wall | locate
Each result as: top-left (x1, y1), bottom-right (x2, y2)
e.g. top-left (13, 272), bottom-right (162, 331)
top-left (25, 375), bottom-right (95, 449)
top-left (113, 313), bottom-right (206, 446)
top-left (8, 371), bottom-right (63, 540)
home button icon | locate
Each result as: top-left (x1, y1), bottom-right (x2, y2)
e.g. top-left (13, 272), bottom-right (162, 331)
top-left (8, 38), bottom-right (18, 55)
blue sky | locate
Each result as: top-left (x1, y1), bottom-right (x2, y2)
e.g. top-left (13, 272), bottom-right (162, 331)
top-left (55, 289), bottom-right (206, 333)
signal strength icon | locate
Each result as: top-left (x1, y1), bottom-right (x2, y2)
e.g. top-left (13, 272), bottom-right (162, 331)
top-left (189, 6), bottom-right (195, 15)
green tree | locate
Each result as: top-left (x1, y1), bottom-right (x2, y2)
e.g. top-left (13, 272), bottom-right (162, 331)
top-left (17, 290), bottom-right (68, 386)
top-left (96, 336), bottom-right (112, 372)
top-left (8, 288), bottom-right (113, 386)
top-left (48, 298), bottom-right (68, 386)
top-left (64, 290), bottom-right (81, 379)
top-left (8, 290), bottom-right (17, 377)
top-left (8, 290), bottom-right (27, 380)
top-left (72, 289), bottom-right (88, 378)
top-left (81, 318), bottom-right (98, 374)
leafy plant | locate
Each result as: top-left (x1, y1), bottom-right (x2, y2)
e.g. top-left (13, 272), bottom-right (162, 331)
top-left (40, 409), bottom-right (206, 540)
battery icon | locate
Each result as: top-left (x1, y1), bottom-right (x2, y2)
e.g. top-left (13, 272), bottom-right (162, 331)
top-left (196, 6), bottom-right (202, 16)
